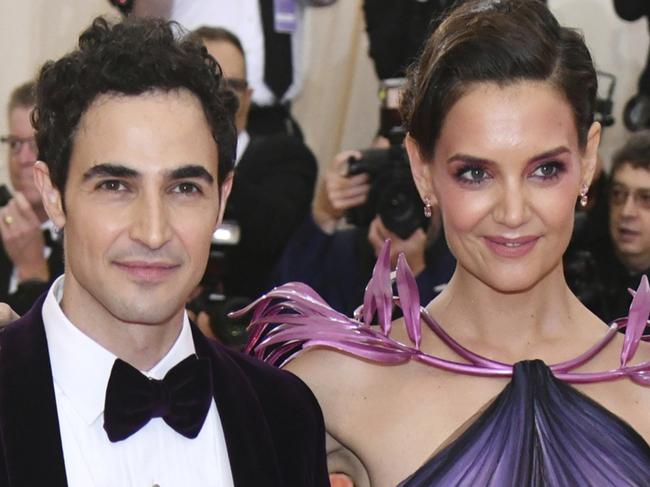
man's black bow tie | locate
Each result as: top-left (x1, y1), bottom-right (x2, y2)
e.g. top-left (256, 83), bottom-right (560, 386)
top-left (103, 355), bottom-right (213, 442)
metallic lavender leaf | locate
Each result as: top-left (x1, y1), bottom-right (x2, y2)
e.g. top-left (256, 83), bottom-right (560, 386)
top-left (396, 254), bottom-right (422, 349)
top-left (363, 240), bottom-right (393, 333)
top-left (621, 275), bottom-right (650, 367)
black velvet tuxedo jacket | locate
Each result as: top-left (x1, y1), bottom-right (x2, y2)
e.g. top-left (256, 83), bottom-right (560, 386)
top-left (0, 296), bottom-right (329, 486)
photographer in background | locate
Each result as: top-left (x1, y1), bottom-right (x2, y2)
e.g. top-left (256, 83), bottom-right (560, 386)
top-left (0, 81), bottom-right (63, 314)
top-left (272, 146), bottom-right (455, 316)
top-left (614, 0), bottom-right (650, 131)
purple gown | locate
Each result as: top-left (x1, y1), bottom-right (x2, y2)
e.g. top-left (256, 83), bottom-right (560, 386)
top-left (237, 243), bottom-right (650, 485)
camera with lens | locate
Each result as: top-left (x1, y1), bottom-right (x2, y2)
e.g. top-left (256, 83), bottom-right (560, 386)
top-left (344, 78), bottom-right (428, 239)
top-left (187, 221), bottom-right (251, 349)
top-left (345, 129), bottom-right (428, 240)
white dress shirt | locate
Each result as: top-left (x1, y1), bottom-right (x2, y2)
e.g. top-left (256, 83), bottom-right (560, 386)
top-left (171, 0), bottom-right (304, 105)
top-left (236, 130), bottom-right (250, 165)
top-left (42, 276), bottom-right (234, 487)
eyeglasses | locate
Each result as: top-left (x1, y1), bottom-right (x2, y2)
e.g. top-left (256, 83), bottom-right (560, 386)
top-left (224, 77), bottom-right (248, 93)
top-left (0, 135), bottom-right (37, 155)
top-left (609, 183), bottom-right (650, 210)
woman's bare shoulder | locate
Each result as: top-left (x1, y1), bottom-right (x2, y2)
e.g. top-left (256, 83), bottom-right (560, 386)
top-left (283, 347), bottom-right (385, 406)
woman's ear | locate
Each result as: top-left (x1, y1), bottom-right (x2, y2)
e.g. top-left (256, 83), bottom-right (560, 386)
top-left (580, 121), bottom-right (601, 188)
top-left (33, 161), bottom-right (66, 228)
top-left (405, 134), bottom-right (438, 205)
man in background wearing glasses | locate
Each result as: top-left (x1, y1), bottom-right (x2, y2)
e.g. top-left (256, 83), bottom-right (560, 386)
top-left (0, 81), bottom-right (63, 314)
top-left (567, 130), bottom-right (650, 326)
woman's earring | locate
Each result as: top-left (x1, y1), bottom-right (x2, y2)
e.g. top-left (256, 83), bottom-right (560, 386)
top-left (579, 184), bottom-right (589, 208)
top-left (423, 196), bottom-right (433, 218)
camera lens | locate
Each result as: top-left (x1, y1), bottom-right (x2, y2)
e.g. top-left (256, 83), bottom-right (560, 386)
top-left (377, 178), bottom-right (423, 239)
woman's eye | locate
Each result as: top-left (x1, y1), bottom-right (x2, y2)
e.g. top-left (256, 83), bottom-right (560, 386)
top-left (531, 162), bottom-right (563, 179)
top-left (457, 166), bottom-right (488, 184)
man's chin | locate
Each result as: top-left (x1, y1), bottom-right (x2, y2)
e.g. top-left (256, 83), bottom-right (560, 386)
top-left (110, 302), bottom-right (184, 327)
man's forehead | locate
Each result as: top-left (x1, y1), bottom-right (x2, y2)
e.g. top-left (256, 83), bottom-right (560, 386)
top-left (613, 163), bottom-right (650, 189)
top-left (69, 90), bottom-right (220, 180)
top-left (8, 105), bottom-right (34, 128)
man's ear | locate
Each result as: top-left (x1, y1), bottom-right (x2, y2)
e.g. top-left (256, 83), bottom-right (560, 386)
top-left (405, 134), bottom-right (438, 205)
top-left (580, 121), bottom-right (601, 189)
top-left (33, 161), bottom-right (66, 228)
top-left (215, 171), bottom-right (234, 229)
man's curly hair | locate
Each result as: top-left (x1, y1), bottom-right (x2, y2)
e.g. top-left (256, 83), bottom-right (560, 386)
top-left (32, 16), bottom-right (238, 197)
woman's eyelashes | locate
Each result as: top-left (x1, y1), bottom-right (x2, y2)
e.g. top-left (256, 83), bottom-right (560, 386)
top-left (452, 160), bottom-right (568, 186)
top-left (529, 160), bottom-right (566, 181)
top-left (455, 164), bottom-right (490, 185)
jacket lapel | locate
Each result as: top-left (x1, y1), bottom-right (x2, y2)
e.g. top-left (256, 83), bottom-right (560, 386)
top-left (191, 325), bottom-right (283, 486)
top-left (0, 295), bottom-right (68, 486)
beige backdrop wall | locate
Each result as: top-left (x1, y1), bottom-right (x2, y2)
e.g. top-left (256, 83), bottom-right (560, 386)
top-left (0, 0), bottom-right (648, 188)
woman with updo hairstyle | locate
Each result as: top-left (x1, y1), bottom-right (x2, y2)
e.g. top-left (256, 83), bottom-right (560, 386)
top-left (242, 0), bottom-right (650, 484)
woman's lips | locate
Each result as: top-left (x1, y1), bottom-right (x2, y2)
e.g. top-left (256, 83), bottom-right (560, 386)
top-left (483, 235), bottom-right (540, 258)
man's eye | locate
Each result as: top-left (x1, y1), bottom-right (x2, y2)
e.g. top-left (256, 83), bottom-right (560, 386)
top-left (609, 187), bottom-right (628, 205)
top-left (638, 191), bottom-right (650, 208)
top-left (172, 182), bottom-right (201, 194)
top-left (99, 180), bottom-right (127, 192)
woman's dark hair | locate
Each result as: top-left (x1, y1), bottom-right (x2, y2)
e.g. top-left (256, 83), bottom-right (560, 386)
top-left (32, 16), bottom-right (238, 196)
top-left (401, 0), bottom-right (597, 160)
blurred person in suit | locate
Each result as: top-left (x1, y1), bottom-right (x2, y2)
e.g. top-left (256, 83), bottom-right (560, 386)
top-left (0, 81), bottom-right (63, 314)
top-left (194, 26), bottom-right (317, 302)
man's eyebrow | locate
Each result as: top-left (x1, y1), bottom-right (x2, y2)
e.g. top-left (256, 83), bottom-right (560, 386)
top-left (167, 165), bottom-right (215, 184)
top-left (82, 163), bottom-right (139, 181)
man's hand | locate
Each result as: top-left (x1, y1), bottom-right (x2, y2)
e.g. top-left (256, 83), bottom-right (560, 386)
top-left (0, 192), bottom-right (49, 283)
top-left (367, 216), bottom-right (427, 275)
top-left (0, 303), bottom-right (19, 327)
top-left (312, 150), bottom-right (370, 233)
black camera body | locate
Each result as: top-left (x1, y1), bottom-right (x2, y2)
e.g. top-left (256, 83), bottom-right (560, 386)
top-left (187, 221), bottom-right (251, 349)
top-left (346, 143), bottom-right (427, 240)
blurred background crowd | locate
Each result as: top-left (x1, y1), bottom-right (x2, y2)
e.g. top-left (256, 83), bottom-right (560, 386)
top-left (1, 0), bottom-right (650, 347)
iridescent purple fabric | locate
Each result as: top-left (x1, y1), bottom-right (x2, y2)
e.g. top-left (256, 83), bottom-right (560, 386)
top-left (399, 360), bottom-right (650, 486)
top-left (235, 241), bottom-right (650, 484)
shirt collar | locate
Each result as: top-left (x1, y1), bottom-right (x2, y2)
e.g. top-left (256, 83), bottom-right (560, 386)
top-left (235, 130), bottom-right (250, 165)
top-left (42, 276), bottom-right (196, 425)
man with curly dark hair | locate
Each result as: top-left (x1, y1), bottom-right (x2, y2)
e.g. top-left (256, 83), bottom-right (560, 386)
top-left (0, 16), bottom-right (328, 487)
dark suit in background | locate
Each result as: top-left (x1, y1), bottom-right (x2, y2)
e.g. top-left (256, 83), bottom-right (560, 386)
top-left (0, 295), bottom-right (329, 487)
top-left (0, 232), bottom-right (63, 315)
top-left (223, 134), bottom-right (317, 299)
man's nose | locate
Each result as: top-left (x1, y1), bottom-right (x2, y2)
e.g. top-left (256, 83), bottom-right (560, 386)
top-left (129, 193), bottom-right (173, 250)
top-left (620, 193), bottom-right (640, 217)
